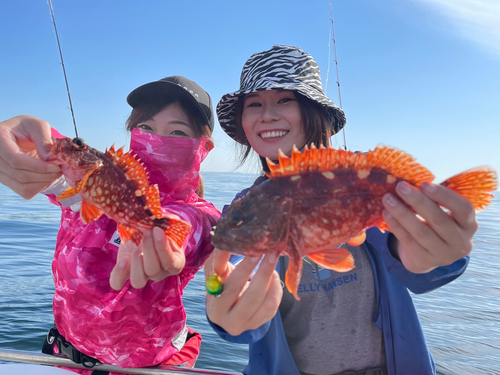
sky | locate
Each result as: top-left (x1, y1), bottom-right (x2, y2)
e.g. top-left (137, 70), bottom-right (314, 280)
top-left (1, 0), bottom-right (499, 184)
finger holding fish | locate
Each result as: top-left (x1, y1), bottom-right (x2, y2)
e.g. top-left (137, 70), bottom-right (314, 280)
top-left (109, 227), bottom-right (186, 290)
top-left (206, 252), bottom-right (282, 336)
top-left (382, 181), bottom-right (477, 273)
top-left (0, 168), bottom-right (58, 200)
top-left (420, 182), bottom-right (478, 235)
top-left (236, 269), bottom-right (283, 333)
top-left (382, 207), bottom-right (441, 274)
top-left (204, 248), bottom-right (233, 282)
top-left (109, 240), bottom-right (133, 290)
top-left (142, 229), bottom-right (162, 277)
top-left (136, 229), bottom-right (186, 285)
top-left (130, 244), bottom-right (149, 289)
top-left (156, 228), bottom-right (186, 276)
top-left (0, 115), bottom-right (62, 198)
top-left (229, 253), bottom-right (282, 332)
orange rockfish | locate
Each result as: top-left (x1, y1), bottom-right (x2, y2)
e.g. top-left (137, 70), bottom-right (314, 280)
top-left (45, 137), bottom-right (191, 246)
top-left (212, 145), bottom-right (497, 300)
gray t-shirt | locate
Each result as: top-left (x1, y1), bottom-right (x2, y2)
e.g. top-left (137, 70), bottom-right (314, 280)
top-left (279, 244), bottom-right (386, 375)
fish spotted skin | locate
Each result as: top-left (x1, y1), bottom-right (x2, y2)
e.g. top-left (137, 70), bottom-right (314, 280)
top-left (45, 137), bottom-right (191, 247)
top-left (213, 144), bottom-right (497, 300)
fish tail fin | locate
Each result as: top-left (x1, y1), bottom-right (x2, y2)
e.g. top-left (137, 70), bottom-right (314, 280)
top-left (157, 215), bottom-right (192, 248)
top-left (440, 166), bottom-right (497, 211)
top-left (306, 247), bottom-right (355, 272)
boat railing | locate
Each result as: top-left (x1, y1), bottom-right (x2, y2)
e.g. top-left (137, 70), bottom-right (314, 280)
top-left (0, 349), bottom-right (240, 375)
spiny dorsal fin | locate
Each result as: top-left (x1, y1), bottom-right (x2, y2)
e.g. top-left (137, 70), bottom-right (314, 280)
top-left (266, 144), bottom-right (435, 188)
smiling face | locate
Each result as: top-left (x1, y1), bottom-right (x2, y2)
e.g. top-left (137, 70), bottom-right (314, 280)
top-left (135, 102), bottom-right (197, 138)
top-left (241, 90), bottom-right (306, 160)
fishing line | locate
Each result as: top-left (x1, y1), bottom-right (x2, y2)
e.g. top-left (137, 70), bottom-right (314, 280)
top-left (326, 0), bottom-right (347, 150)
top-left (47, 0), bottom-right (79, 138)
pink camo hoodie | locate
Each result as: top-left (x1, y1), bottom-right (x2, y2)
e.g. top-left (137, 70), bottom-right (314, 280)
top-left (45, 128), bottom-right (220, 369)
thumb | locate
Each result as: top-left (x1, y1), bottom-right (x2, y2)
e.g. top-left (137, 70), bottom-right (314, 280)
top-left (209, 248), bottom-right (232, 280)
top-left (29, 119), bottom-right (56, 161)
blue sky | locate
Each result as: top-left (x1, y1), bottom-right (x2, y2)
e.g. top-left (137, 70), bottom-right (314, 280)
top-left (1, 0), bottom-right (499, 184)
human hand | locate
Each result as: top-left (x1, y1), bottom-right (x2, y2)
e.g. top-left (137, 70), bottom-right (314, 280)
top-left (109, 226), bottom-right (186, 290)
top-left (382, 181), bottom-right (477, 274)
top-left (0, 115), bottom-right (62, 199)
top-left (204, 249), bottom-right (282, 336)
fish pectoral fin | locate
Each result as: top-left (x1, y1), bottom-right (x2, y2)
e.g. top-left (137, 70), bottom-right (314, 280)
top-left (57, 186), bottom-right (79, 201)
top-left (57, 173), bottom-right (92, 202)
top-left (118, 225), bottom-right (136, 244)
top-left (285, 239), bottom-right (303, 301)
top-left (80, 200), bottom-right (103, 224)
top-left (376, 221), bottom-right (389, 233)
top-left (159, 214), bottom-right (192, 248)
top-left (306, 247), bottom-right (355, 273)
top-left (346, 231), bottom-right (367, 246)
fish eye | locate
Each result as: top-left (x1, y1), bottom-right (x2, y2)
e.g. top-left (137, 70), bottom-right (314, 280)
top-left (230, 209), bottom-right (245, 227)
top-left (72, 137), bottom-right (86, 151)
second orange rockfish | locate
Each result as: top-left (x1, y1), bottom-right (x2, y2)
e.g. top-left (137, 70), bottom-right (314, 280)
top-left (45, 137), bottom-right (192, 247)
top-left (212, 145), bottom-right (497, 300)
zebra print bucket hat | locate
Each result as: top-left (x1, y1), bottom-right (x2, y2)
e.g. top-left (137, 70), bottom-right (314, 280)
top-left (216, 45), bottom-right (346, 143)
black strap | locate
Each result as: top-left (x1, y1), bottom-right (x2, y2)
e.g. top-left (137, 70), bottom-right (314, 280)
top-left (43, 327), bottom-right (108, 374)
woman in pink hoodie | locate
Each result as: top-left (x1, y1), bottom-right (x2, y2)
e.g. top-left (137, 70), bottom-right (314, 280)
top-left (0, 76), bottom-right (220, 372)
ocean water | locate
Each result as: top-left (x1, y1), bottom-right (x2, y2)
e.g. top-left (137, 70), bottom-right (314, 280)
top-left (0, 172), bottom-right (499, 374)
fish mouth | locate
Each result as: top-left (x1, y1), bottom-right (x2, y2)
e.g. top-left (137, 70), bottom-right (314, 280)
top-left (211, 232), bottom-right (231, 252)
top-left (43, 143), bottom-right (61, 162)
top-left (211, 229), bottom-right (249, 254)
top-left (259, 130), bottom-right (289, 140)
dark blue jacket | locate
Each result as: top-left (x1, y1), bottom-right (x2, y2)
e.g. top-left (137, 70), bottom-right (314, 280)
top-left (208, 178), bottom-right (469, 375)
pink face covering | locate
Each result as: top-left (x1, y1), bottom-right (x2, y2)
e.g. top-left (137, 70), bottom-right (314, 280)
top-left (129, 128), bottom-right (212, 203)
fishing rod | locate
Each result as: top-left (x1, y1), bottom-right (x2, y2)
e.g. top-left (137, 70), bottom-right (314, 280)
top-left (326, 0), bottom-right (347, 150)
top-left (0, 349), bottom-right (240, 375)
top-left (47, 0), bottom-right (79, 138)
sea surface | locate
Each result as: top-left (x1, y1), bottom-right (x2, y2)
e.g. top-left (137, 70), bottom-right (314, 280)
top-left (0, 172), bottom-right (499, 374)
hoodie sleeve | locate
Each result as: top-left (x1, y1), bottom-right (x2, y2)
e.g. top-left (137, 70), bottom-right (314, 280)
top-left (207, 315), bottom-right (273, 344)
top-left (366, 227), bottom-right (469, 294)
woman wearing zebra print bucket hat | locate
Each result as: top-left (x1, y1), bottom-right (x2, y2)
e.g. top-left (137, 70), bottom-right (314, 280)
top-left (205, 45), bottom-right (475, 375)
top-left (217, 44), bottom-right (346, 170)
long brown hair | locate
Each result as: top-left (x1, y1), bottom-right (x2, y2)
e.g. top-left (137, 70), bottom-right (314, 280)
top-left (126, 94), bottom-right (212, 137)
top-left (234, 91), bottom-right (333, 172)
